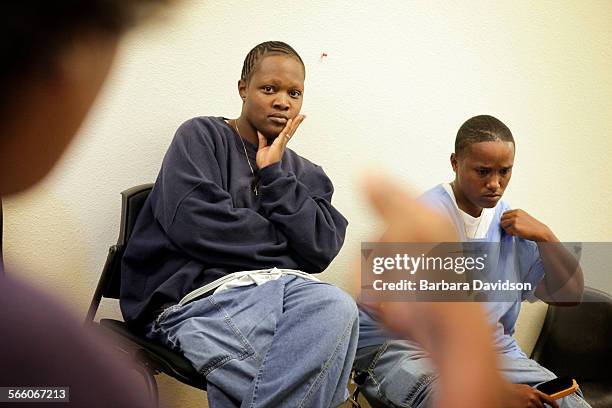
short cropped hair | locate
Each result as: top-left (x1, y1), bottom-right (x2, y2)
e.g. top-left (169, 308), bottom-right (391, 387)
top-left (240, 41), bottom-right (305, 83)
top-left (455, 115), bottom-right (515, 154)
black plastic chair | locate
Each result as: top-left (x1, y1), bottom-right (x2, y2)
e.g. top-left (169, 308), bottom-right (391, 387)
top-left (85, 184), bottom-right (206, 406)
top-left (531, 287), bottom-right (612, 408)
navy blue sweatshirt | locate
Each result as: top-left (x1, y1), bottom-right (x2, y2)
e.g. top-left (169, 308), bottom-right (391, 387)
top-left (120, 116), bottom-right (348, 326)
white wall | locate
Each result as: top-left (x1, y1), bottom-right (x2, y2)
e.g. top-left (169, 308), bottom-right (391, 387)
top-left (4, 1), bottom-right (611, 407)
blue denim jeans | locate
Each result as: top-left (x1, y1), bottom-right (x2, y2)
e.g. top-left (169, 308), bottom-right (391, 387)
top-left (147, 275), bottom-right (359, 408)
top-left (354, 341), bottom-right (592, 408)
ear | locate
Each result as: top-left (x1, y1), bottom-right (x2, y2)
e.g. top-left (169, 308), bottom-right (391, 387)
top-left (237, 79), bottom-right (246, 101)
top-left (450, 153), bottom-right (458, 173)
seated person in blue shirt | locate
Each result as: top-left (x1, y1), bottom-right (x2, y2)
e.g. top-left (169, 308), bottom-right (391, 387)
top-left (120, 41), bottom-right (358, 408)
top-left (355, 176), bottom-right (506, 408)
top-left (355, 115), bottom-right (589, 408)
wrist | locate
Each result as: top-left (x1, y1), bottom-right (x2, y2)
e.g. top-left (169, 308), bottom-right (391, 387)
top-left (259, 158), bottom-right (280, 169)
top-left (537, 226), bottom-right (557, 242)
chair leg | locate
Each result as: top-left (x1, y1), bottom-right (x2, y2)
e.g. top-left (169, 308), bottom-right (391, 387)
top-left (348, 370), bottom-right (368, 408)
top-left (132, 364), bottom-right (159, 407)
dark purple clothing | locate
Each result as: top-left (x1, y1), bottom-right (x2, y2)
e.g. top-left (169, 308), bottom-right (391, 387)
top-left (120, 116), bottom-right (348, 326)
top-left (0, 275), bottom-right (150, 407)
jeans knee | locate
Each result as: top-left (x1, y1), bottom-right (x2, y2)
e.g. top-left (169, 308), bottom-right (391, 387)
top-left (318, 285), bottom-right (358, 324)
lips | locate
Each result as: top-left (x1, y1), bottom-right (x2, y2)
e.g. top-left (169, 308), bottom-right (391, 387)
top-left (268, 113), bottom-right (288, 125)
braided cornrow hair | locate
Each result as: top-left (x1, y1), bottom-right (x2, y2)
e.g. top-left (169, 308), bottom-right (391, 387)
top-left (240, 41), bottom-right (305, 83)
top-left (455, 115), bottom-right (515, 155)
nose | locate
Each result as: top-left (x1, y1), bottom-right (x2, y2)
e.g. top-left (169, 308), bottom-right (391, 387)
top-left (485, 174), bottom-right (501, 191)
top-left (272, 94), bottom-right (290, 111)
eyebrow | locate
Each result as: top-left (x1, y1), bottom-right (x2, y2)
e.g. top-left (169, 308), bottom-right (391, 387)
top-left (256, 77), bottom-right (303, 88)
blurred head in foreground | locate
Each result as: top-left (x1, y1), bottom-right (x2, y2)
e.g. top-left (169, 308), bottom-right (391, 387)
top-left (0, 1), bottom-right (172, 406)
top-left (0, 0), bottom-right (170, 196)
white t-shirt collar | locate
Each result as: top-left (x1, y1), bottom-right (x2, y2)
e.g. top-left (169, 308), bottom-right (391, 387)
top-left (441, 183), bottom-right (495, 240)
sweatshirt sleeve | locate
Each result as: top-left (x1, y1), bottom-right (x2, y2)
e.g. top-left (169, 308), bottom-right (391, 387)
top-left (257, 161), bottom-right (348, 272)
top-left (152, 119), bottom-right (288, 270)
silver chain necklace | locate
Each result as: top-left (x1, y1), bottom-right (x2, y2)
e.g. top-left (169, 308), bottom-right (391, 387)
top-left (233, 118), bottom-right (258, 195)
